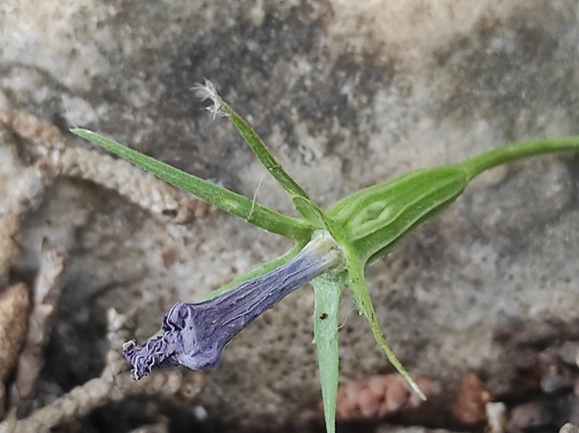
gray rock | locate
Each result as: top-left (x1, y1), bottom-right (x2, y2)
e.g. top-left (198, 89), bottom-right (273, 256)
top-left (1, 0), bottom-right (578, 429)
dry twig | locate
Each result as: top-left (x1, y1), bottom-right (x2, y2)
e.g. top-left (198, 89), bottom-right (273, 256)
top-left (13, 246), bottom-right (68, 400)
top-left (0, 109), bottom-right (216, 224)
top-left (0, 284), bottom-right (30, 418)
top-left (0, 309), bottom-right (204, 433)
top-left (0, 159), bottom-right (54, 284)
top-left (0, 107), bottom-right (212, 431)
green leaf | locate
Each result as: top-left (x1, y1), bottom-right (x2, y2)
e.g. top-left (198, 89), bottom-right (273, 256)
top-left (219, 101), bottom-right (309, 201)
top-left (219, 98), bottom-right (330, 228)
top-left (345, 251), bottom-right (426, 400)
top-left (71, 128), bottom-right (314, 241)
top-left (312, 272), bottom-right (347, 433)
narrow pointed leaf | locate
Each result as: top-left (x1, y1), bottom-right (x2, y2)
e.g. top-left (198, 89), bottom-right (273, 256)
top-left (71, 128), bottom-right (314, 241)
top-left (219, 99), bottom-right (329, 228)
top-left (346, 254), bottom-right (426, 400)
top-left (312, 272), bottom-right (346, 433)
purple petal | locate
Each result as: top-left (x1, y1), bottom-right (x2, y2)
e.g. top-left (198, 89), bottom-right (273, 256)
top-left (124, 231), bottom-right (342, 379)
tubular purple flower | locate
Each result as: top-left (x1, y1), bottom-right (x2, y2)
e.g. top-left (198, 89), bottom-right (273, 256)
top-left (124, 231), bottom-right (342, 380)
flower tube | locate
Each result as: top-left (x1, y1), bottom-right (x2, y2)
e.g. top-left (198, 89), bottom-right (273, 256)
top-left (124, 231), bottom-right (343, 379)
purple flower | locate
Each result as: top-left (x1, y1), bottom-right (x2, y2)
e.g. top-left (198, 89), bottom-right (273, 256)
top-left (124, 231), bottom-right (342, 380)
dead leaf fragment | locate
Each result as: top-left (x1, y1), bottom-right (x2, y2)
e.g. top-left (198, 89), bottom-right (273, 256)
top-left (0, 283), bottom-right (30, 382)
top-left (0, 283), bottom-right (30, 418)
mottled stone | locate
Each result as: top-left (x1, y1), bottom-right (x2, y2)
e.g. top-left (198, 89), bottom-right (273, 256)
top-left (1, 0), bottom-right (579, 429)
top-left (507, 402), bottom-right (553, 432)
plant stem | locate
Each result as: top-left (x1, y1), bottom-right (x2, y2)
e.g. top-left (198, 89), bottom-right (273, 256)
top-left (462, 136), bottom-right (579, 179)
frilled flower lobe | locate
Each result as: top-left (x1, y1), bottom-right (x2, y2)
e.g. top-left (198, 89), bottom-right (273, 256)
top-left (124, 232), bottom-right (341, 380)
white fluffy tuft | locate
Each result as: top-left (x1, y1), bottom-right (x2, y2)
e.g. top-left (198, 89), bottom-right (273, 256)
top-left (192, 79), bottom-right (224, 120)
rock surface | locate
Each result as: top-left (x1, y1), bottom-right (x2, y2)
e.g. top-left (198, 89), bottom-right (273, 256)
top-left (1, 0), bottom-right (579, 429)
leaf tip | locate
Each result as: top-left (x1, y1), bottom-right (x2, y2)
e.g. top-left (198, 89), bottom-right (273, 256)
top-left (413, 383), bottom-right (428, 401)
top-left (70, 127), bottom-right (94, 138)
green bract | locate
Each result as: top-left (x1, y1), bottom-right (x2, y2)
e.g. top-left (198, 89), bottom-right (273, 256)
top-left (72, 81), bottom-right (579, 433)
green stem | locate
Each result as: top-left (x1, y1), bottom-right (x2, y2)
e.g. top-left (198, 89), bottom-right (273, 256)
top-left (462, 136), bottom-right (579, 179)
